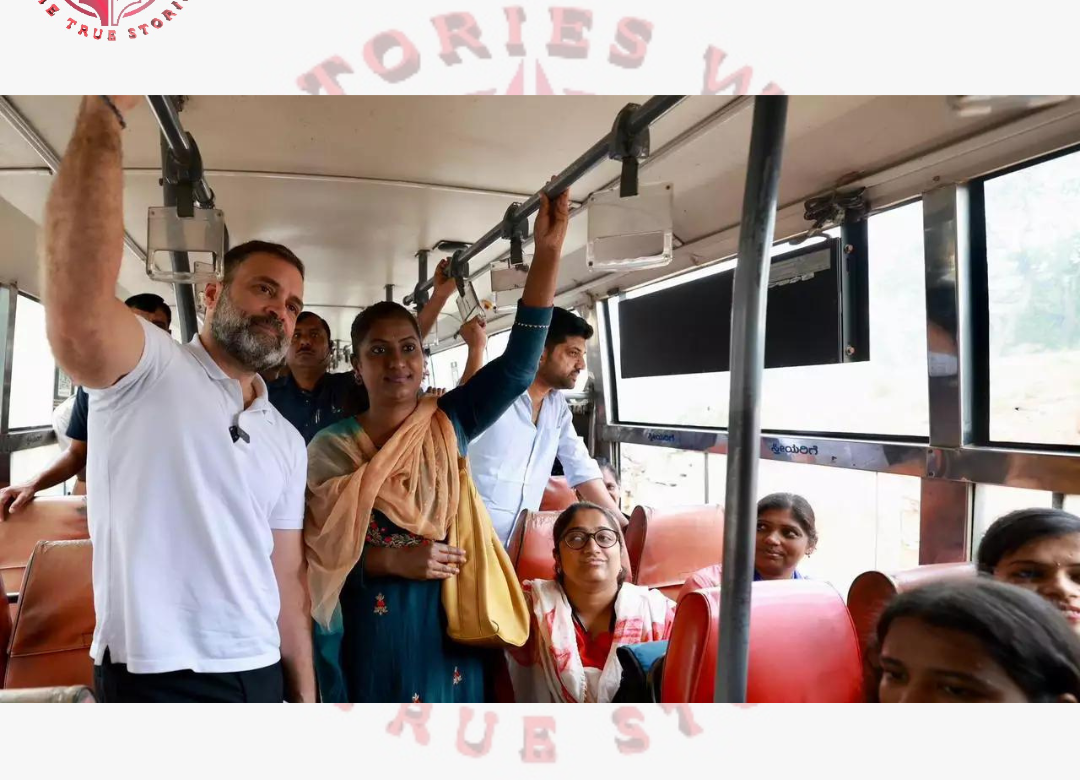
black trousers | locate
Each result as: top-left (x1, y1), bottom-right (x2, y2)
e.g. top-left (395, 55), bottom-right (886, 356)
top-left (93, 648), bottom-right (284, 703)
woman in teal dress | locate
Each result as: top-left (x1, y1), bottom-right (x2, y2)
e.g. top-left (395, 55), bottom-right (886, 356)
top-left (304, 186), bottom-right (570, 703)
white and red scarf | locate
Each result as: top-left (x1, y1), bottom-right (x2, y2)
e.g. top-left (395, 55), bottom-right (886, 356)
top-left (507, 579), bottom-right (674, 703)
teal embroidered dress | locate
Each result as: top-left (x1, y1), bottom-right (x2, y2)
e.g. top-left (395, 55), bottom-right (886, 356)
top-left (309, 304), bottom-right (552, 703)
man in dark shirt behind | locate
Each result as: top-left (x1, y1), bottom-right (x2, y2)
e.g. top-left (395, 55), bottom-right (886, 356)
top-left (268, 311), bottom-right (366, 444)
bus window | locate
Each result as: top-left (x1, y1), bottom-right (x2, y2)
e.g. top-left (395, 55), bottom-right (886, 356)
top-left (707, 455), bottom-right (921, 596)
top-left (608, 201), bottom-right (928, 436)
top-left (9, 294), bottom-right (58, 430)
top-left (972, 484), bottom-right (1055, 553)
top-left (620, 443), bottom-right (706, 508)
top-left (984, 148), bottom-right (1080, 447)
top-left (427, 342), bottom-right (469, 389)
top-left (484, 329), bottom-right (511, 363)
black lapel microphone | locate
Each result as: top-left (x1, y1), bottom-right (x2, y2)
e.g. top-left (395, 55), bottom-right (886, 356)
top-left (229, 425), bottom-right (251, 444)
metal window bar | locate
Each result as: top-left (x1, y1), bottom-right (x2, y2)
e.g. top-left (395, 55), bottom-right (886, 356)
top-left (716, 95), bottom-right (789, 704)
top-left (403, 95), bottom-right (686, 306)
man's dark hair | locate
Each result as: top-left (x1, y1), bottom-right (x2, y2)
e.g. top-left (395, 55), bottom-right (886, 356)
top-left (977, 508), bottom-right (1080, 575)
top-left (124, 293), bottom-right (172, 326)
top-left (296, 311), bottom-right (332, 344)
top-left (223, 240), bottom-right (305, 283)
top-left (874, 578), bottom-right (1080, 703)
top-left (545, 307), bottom-right (593, 351)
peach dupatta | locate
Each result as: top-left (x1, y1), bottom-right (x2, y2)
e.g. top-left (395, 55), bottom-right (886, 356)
top-left (304, 396), bottom-right (460, 629)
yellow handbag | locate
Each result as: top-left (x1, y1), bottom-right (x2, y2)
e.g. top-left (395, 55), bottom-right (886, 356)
top-left (442, 457), bottom-right (530, 648)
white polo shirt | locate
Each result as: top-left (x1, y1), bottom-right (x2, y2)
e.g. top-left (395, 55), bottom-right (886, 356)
top-left (85, 317), bottom-right (307, 674)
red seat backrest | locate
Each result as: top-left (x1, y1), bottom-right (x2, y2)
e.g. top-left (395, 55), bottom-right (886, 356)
top-left (506, 510), bottom-right (562, 582)
top-left (0, 569), bottom-right (11, 686)
top-left (5, 540), bottom-right (96, 691)
top-left (506, 509), bottom-right (633, 583)
top-left (846, 562), bottom-right (976, 673)
top-left (539, 477), bottom-right (578, 512)
top-left (661, 581), bottom-right (865, 703)
top-left (0, 497), bottom-right (89, 599)
top-left (626, 505), bottom-right (724, 599)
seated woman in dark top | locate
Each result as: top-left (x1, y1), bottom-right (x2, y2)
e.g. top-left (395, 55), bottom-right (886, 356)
top-left (677, 492), bottom-right (817, 601)
top-left (874, 578), bottom-right (1080, 703)
top-left (977, 507), bottom-right (1080, 636)
top-left (304, 187), bottom-right (570, 703)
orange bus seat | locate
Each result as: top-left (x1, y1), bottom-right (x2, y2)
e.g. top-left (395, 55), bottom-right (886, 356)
top-left (0, 496), bottom-right (88, 599)
top-left (506, 508), bottom-right (633, 584)
top-left (661, 581), bottom-right (864, 703)
top-left (506, 510), bottom-right (561, 582)
top-left (539, 477), bottom-right (578, 512)
top-left (846, 562), bottom-right (975, 679)
top-left (0, 685), bottom-right (96, 703)
top-left (5, 540), bottom-right (96, 691)
top-left (626, 505), bottom-right (724, 599)
top-left (0, 570), bottom-right (11, 686)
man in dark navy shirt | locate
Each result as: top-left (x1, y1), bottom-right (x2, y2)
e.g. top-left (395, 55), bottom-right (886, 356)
top-left (267, 311), bottom-right (367, 444)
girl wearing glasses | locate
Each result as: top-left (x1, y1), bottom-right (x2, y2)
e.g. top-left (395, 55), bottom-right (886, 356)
top-left (506, 502), bottom-right (675, 702)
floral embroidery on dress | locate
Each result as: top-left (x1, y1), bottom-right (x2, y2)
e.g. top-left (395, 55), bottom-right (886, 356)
top-left (452, 667), bottom-right (463, 686)
top-left (374, 593), bottom-right (389, 616)
top-left (366, 514), bottom-right (427, 548)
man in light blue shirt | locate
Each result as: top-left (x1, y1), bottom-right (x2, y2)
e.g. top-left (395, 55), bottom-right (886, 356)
top-left (468, 307), bottom-right (625, 545)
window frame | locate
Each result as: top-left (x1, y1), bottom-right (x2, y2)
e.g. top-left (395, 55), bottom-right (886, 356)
top-left (602, 198), bottom-right (929, 444)
top-left (969, 141), bottom-right (1080, 453)
top-left (7, 290), bottom-right (62, 433)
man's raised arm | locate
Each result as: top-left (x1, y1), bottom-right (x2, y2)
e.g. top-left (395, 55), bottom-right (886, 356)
top-left (44, 96), bottom-right (146, 389)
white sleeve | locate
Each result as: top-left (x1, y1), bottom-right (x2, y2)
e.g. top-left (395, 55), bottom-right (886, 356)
top-left (555, 397), bottom-right (603, 489)
top-left (269, 437), bottom-right (307, 531)
top-left (85, 316), bottom-right (175, 410)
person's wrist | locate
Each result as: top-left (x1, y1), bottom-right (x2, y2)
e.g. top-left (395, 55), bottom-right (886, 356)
top-left (88, 96), bottom-right (127, 130)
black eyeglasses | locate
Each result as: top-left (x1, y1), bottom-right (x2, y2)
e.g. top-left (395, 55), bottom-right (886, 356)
top-left (561, 528), bottom-right (619, 550)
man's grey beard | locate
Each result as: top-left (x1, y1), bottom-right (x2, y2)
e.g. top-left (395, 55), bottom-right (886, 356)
top-left (209, 285), bottom-right (289, 373)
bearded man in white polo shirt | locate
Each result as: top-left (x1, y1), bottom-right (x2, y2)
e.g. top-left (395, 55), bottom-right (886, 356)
top-left (42, 95), bottom-right (315, 703)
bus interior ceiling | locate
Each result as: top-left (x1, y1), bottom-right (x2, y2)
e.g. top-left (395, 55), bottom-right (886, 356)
top-left (1, 94), bottom-right (1073, 349)
top-left (4, 94), bottom-right (1080, 539)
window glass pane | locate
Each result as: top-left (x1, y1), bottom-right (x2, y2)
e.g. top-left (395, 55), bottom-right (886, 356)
top-left (611, 203), bottom-right (928, 436)
top-left (706, 456), bottom-right (921, 598)
top-left (427, 343), bottom-right (469, 390)
top-left (10, 445), bottom-right (68, 496)
top-left (985, 150), bottom-right (1080, 446)
top-left (972, 483), bottom-right (1053, 554)
top-left (9, 295), bottom-right (58, 430)
top-left (485, 330), bottom-right (511, 362)
top-left (619, 443), bottom-right (705, 509)
top-left (1064, 495), bottom-right (1080, 516)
